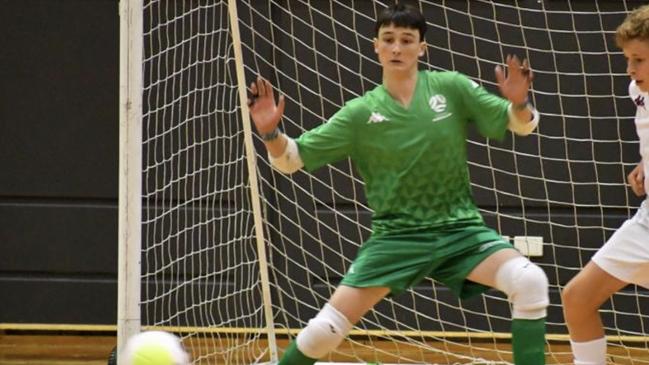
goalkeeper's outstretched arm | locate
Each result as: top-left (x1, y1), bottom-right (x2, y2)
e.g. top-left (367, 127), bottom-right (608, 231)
top-left (495, 55), bottom-right (539, 136)
top-left (248, 76), bottom-right (304, 173)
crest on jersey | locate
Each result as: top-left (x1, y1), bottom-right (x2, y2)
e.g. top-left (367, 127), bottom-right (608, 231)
top-left (429, 94), bottom-right (447, 112)
top-left (429, 94), bottom-right (453, 122)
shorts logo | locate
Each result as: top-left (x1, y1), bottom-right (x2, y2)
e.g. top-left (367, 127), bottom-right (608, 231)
top-left (478, 240), bottom-right (501, 252)
top-left (348, 265), bottom-right (356, 274)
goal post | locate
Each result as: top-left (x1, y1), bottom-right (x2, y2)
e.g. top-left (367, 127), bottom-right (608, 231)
top-left (227, 0), bottom-right (279, 362)
top-left (117, 0), bottom-right (143, 357)
top-left (117, 1), bottom-right (649, 364)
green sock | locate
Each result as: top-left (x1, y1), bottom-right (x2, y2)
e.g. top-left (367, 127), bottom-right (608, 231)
top-left (278, 341), bottom-right (318, 365)
top-left (511, 318), bottom-right (546, 365)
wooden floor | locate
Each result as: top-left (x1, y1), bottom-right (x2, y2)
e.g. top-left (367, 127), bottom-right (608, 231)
top-left (1, 330), bottom-right (648, 365)
top-left (0, 332), bottom-right (115, 365)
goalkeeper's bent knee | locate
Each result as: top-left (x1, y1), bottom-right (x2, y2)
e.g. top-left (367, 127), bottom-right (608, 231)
top-left (295, 303), bottom-right (353, 359)
top-left (495, 256), bottom-right (549, 319)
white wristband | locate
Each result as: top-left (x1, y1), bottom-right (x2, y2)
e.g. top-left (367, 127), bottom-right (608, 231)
top-left (268, 136), bottom-right (304, 174)
top-left (507, 103), bottom-right (539, 136)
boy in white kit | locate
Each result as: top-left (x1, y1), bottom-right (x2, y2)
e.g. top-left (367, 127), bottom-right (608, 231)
top-left (561, 5), bottom-right (649, 365)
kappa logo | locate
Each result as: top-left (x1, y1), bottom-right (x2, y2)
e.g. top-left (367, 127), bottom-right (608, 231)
top-left (367, 112), bottom-right (389, 124)
top-left (478, 240), bottom-right (501, 252)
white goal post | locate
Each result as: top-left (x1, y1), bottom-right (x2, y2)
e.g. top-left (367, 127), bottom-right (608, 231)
top-left (117, 0), bottom-right (143, 356)
top-left (118, 1), bottom-right (649, 364)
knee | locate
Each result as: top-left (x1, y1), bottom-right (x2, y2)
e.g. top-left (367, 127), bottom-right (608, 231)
top-left (512, 262), bottom-right (549, 319)
top-left (561, 279), bottom-right (593, 321)
top-left (561, 280), bottom-right (578, 309)
top-left (296, 303), bottom-right (353, 359)
top-left (495, 257), bottom-right (549, 319)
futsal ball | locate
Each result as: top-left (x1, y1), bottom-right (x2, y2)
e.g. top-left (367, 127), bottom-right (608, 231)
top-left (121, 331), bottom-right (190, 365)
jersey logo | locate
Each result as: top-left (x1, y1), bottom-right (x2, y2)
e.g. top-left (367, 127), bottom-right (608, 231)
top-left (367, 112), bottom-right (389, 124)
top-left (433, 112), bottom-right (453, 122)
top-left (429, 94), bottom-right (447, 112)
top-left (429, 94), bottom-right (452, 122)
top-left (635, 95), bottom-right (646, 109)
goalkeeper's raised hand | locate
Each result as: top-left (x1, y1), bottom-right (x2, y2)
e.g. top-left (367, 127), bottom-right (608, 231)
top-left (248, 76), bottom-right (286, 135)
top-left (495, 54), bottom-right (537, 132)
top-left (495, 54), bottom-right (533, 105)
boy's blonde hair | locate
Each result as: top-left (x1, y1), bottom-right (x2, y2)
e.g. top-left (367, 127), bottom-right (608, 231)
top-left (616, 5), bottom-right (649, 47)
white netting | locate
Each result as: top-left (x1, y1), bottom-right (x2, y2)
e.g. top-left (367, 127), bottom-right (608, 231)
top-left (135, 1), bottom-right (649, 364)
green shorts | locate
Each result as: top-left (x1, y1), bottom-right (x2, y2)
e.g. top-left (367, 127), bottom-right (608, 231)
top-left (339, 225), bottom-right (514, 299)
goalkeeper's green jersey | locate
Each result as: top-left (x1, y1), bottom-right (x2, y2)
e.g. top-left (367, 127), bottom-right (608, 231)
top-left (295, 70), bottom-right (510, 236)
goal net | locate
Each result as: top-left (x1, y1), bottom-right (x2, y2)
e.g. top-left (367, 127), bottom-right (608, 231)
top-left (118, 0), bottom-right (649, 364)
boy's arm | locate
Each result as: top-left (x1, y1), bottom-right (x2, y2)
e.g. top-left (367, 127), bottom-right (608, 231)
top-left (507, 101), bottom-right (540, 136)
top-left (628, 162), bottom-right (646, 197)
top-left (248, 76), bottom-right (304, 173)
top-left (495, 55), bottom-right (539, 135)
top-left (264, 132), bottom-right (304, 174)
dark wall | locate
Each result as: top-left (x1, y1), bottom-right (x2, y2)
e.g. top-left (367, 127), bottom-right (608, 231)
top-left (0, 0), bottom-right (119, 323)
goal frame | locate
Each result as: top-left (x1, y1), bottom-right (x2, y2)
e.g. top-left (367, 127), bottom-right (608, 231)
top-left (117, 0), bottom-right (279, 362)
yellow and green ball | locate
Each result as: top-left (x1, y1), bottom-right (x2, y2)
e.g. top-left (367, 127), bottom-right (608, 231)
top-left (121, 331), bottom-right (190, 365)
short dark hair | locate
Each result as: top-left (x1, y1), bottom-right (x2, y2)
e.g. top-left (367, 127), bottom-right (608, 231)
top-left (374, 3), bottom-right (427, 41)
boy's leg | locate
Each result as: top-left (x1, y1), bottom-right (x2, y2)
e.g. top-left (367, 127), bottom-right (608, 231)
top-left (561, 262), bottom-right (626, 365)
top-left (468, 249), bottom-right (549, 365)
top-left (510, 317), bottom-right (546, 365)
top-left (278, 285), bottom-right (389, 365)
top-left (563, 214), bottom-right (649, 365)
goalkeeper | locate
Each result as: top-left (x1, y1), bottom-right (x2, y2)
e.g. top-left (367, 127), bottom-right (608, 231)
top-left (248, 4), bottom-right (546, 365)
top-left (562, 5), bottom-right (649, 365)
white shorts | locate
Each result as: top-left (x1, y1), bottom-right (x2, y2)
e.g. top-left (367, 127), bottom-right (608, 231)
top-left (592, 200), bottom-right (649, 289)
